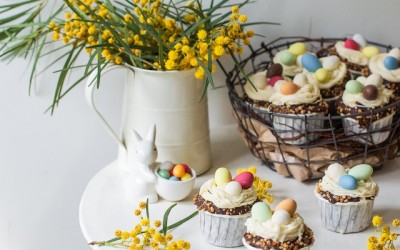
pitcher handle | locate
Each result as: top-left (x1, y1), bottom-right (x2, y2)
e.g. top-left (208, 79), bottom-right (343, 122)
top-left (85, 64), bottom-right (134, 150)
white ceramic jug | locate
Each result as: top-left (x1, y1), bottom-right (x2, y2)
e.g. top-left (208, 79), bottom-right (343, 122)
top-left (85, 65), bottom-right (212, 175)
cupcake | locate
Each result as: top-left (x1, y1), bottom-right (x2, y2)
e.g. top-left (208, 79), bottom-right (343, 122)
top-left (193, 167), bottom-right (258, 247)
top-left (369, 47), bottom-right (400, 96)
top-left (325, 34), bottom-right (380, 77)
top-left (336, 74), bottom-right (396, 145)
top-left (314, 163), bottom-right (379, 233)
top-left (243, 199), bottom-right (314, 250)
top-left (268, 73), bottom-right (329, 145)
top-left (272, 42), bottom-right (309, 77)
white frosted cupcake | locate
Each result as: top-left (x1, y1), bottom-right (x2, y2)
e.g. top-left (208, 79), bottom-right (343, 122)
top-left (243, 199), bottom-right (314, 250)
top-left (315, 163), bottom-right (378, 234)
top-left (193, 168), bottom-right (257, 247)
top-left (369, 47), bottom-right (400, 96)
top-left (336, 74), bottom-right (396, 145)
top-left (273, 42), bottom-right (309, 77)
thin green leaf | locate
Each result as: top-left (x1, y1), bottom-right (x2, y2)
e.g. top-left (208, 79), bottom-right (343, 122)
top-left (165, 211), bottom-right (198, 231)
top-left (162, 203), bottom-right (177, 236)
top-left (29, 35), bottom-right (47, 95)
top-left (146, 198), bottom-right (150, 220)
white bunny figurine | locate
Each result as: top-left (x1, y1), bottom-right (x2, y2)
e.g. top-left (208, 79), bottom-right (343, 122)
top-left (123, 124), bottom-right (158, 203)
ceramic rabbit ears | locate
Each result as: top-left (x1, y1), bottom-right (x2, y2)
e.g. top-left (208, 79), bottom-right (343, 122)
top-left (131, 124), bottom-right (156, 143)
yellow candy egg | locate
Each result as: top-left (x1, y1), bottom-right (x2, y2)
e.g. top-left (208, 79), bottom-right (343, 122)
top-left (280, 82), bottom-right (300, 95)
top-left (288, 42), bottom-right (307, 56)
top-left (362, 46), bottom-right (380, 59)
top-left (275, 199), bottom-right (297, 217)
top-left (315, 68), bottom-right (331, 83)
top-left (181, 173), bottom-right (192, 181)
top-left (214, 167), bottom-right (232, 186)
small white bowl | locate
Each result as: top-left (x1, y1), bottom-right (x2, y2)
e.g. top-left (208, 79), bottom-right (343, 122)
top-left (154, 166), bottom-right (196, 201)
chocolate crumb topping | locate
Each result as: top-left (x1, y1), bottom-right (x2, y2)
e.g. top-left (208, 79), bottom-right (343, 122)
top-left (319, 70), bottom-right (351, 99)
top-left (268, 101), bottom-right (329, 115)
top-left (316, 180), bottom-right (375, 204)
top-left (193, 193), bottom-right (255, 216)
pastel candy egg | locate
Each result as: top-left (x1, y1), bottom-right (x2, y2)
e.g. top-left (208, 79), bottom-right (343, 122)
top-left (233, 171), bottom-right (254, 189)
top-left (344, 38), bottom-right (360, 51)
top-left (180, 173), bottom-right (192, 181)
top-left (158, 169), bottom-right (171, 179)
top-left (345, 80), bottom-right (363, 94)
top-left (271, 210), bottom-right (291, 225)
top-left (214, 167), bottom-right (232, 186)
top-left (251, 202), bottom-right (272, 222)
top-left (224, 181), bottom-right (242, 196)
top-left (288, 42), bottom-right (307, 56)
top-left (322, 56), bottom-right (340, 71)
top-left (268, 76), bottom-right (284, 87)
top-left (280, 81), bottom-right (300, 95)
top-left (280, 51), bottom-right (296, 66)
top-left (363, 85), bottom-right (379, 100)
top-left (365, 74), bottom-right (383, 86)
top-left (293, 73), bottom-right (308, 87)
top-left (315, 68), bottom-right (331, 83)
top-left (160, 161), bottom-right (175, 171)
top-left (348, 164), bottom-right (374, 181)
top-left (353, 34), bottom-right (367, 48)
top-left (169, 176), bottom-right (180, 181)
top-left (326, 163), bottom-right (346, 182)
top-left (383, 56), bottom-right (399, 70)
top-left (362, 46), bottom-right (380, 59)
top-left (301, 54), bottom-right (322, 72)
top-left (273, 80), bottom-right (285, 91)
top-left (275, 199), bottom-right (297, 217)
top-left (296, 54), bottom-right (303, 67)
top-left (339, 175), bottom-right (358, 190)
top-left (173, 164), bottom-right (186, 178)
top-left (389, 48), bottom-right (400, 61)
top-left (266, 64), bottom-right (283, 78)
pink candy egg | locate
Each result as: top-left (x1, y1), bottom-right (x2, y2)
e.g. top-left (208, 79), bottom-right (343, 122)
top-left (268, 76), bottom-right (284, 87)
top-left (233, 171), bottom-right (254, 189)
top-left (344, 39), bottom-right (360, 50)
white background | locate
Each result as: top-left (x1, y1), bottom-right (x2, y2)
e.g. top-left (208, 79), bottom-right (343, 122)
top-left (1, 1), bottom-right (400, 250)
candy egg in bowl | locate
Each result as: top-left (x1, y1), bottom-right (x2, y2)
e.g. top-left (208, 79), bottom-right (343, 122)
top-left (154, 162), bottom-right (196, 202)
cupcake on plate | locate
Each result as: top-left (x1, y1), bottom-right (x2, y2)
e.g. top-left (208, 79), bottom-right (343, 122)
top-left (243, 199), bottom-right (314, 250)
top-left (272, 42), bottom-right (309, 77)
top-left (193, 167), bottom-right (258, 247)
top-left (336, 74), bottom-right (396, 145)
top-left (268, 73), bottom-right (329, 145)
top-left (369, 47), bottom-right (400, 96)
top-left (314, 163), bottom-right (378, 233)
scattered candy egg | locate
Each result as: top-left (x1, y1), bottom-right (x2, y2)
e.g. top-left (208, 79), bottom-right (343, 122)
top-left (344, 38), bottom-right (360, 50)
top-left (362, 46), bottom-right (380, 59)
top-left (363, 85), bottom-right (379, 100)
top-left (251, 202), bottom-right (272, 222)
top-left (280, 81), bottom-right (300, 95)
top-left (172, 164), bottom-right (186, 178)
top-left (275, 199), bottom-right (297, 217)
top-left (301, 54), bottom-right (322, 72)
top-left (160, 161), bottom-right (175, 171)
top-left (214, 167), bottom-right (232, 186)
top-left (365, 74), bottom-right (383, 86)
top-left (315, 68), bottom-right (331, 83)
top-left (345, 80), bottom-right (363, 94)
top-left (180, 173), bottom-right (192, 181)
top-left (280, 51), bottom-right (296, 66)
top-left (266, 64), bottom-right (283, 78)
top-left (271, 210), bottom-right (291, 225)
top-left (158, 169), bottom-right (171, 179)
top-left (322, 56), bottom-right (340, 71)
top-left (293, 73), bottom-right (308, 87)
top-left (169, 176), bottom-right (180, 181)
top-left (233, 171), bottom-right (254, 189)
top-left (348, 164), bottom-right (373, 181)
top-left (288, 42), bottom-right (307, 56)
top-left (326, 163), bottom-right (346, 182)
top-left (383, 56), bottom-right (399, 70)
top-left (224, 181), bottom-right (243, 196)
top-left (268, 76), bottom-right (284, 87)
top-left (389, 48), bottom-right (400, 61)
top-left (352, 34), bottom-right (367, 48)
top-left (339, 175), bottom-right (358, 190)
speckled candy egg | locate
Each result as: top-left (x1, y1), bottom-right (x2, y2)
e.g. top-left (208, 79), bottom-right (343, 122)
top-left (339, 175), bottom-right (358, 190)
top-left (275, 199), bottom-right (297, 217)
top-left (280, 51), bottom-right (296, 66)
top-left (160, 161), bottom-right (175, 171)
top-left (345, 80), bottom-right (363, 94)
top-left (326, 163), bottom-right (346, 182)
top-left (301, 54), bottom-right (322, 72)
top-left (384, 56), bottom-right (399, 70)
top-left (362, 46), bottom-right (380, 59)
top-left (322, 56), bottom-right (340, 71)
top-left (271, 210), bottom-right (291, 225)
top-left (280, 81), bottom-right (300, 95)
top-left (251, 202), bottom-right (272, 222)
top-left (214, 167), bottom-right (232, 186)
top-left (180, 173), bottom-right (192, 181)
top-left (288, 42), bottom-right (307, 56)
top-left (233, 171), bottom-right (254, 189)
top-left (224, 181), bottom-right (242, 196)
top-left (348, 164), bottom-right (373, 181)
top-left (315, 68), bottom-right (331, 83)
top-left (363, 85), bottom-right (379, 100)
top-left (158, 169), bottom-right (171, 179)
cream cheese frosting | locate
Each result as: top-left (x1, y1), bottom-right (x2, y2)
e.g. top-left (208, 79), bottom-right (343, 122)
top-left (273, 50), bottom-right (303, 76)
top-left (269, 82), bottom-right (321, 105)
top-left (245, 213), bottom-right (305, 242)
top-left (199, 179), bottom-right (257, 209)
top-left (369, 52), bottom-right (400, 83)
top-left (244, 71), bottom-right (282, 101)
top-left (303, 57), bottom-right (348, 89)
top-left (335, 41), bottom-right (369, 66)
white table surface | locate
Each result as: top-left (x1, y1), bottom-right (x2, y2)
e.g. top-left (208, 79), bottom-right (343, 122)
top-left (79, 125), bottom-right (400, 250)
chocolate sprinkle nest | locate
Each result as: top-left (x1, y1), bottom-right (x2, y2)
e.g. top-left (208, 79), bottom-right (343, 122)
top-left (193, 193), bottom-right (255, 216)
top-left (316, 180), bottom-right (375, 204)
top-left (268, 101), bottom-right (329, 115)
top-left (243, 225), bottom-right (314, 250)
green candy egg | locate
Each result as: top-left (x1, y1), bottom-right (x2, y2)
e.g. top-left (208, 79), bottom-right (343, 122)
top-left (348, 164), bottom-right (374, 181)
top-left (214, 167), bottom-right (232, 186)
top-left (288, 42), bottom-right (307, 56)
top-left (251, 202), bottom-right (272, 222)
top-left (345, 80), bottom-right (363, 94)
top-left (280, 51), bottom-right (296, 66)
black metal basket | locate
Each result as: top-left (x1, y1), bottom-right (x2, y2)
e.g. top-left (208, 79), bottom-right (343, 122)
top-left (222, 37), bottom-right (400, 181)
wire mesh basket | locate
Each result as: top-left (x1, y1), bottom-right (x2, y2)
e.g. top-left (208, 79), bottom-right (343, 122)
top-left (222, 37), bottom-right (400, 181)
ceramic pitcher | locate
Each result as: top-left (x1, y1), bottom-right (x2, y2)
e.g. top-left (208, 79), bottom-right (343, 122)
top-left (85, 64), bottom-right (212, 175)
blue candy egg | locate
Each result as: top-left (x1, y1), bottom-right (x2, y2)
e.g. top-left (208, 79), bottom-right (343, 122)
top-left (384, 56), bottom-right (399, 70)
top-left (169, 176), bottom-right (180, 181)
top-left (339, 175), bottom-right (358, 190)
top-left (301, 54), bottom-right (322, 72)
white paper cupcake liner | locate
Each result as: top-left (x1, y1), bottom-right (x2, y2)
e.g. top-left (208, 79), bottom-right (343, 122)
top-left (199, 211), bottom-right (250, 247)
top-left (272, 113), bottom-right (325, 145)
top-left (252, 106), bottom-right (272, 123)
top-left (342, 114), bottom-right (394, 145)
top-left (242, 237), bottom-right (312, 250)
top-left (314, 191), bottom-right (374, 234)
